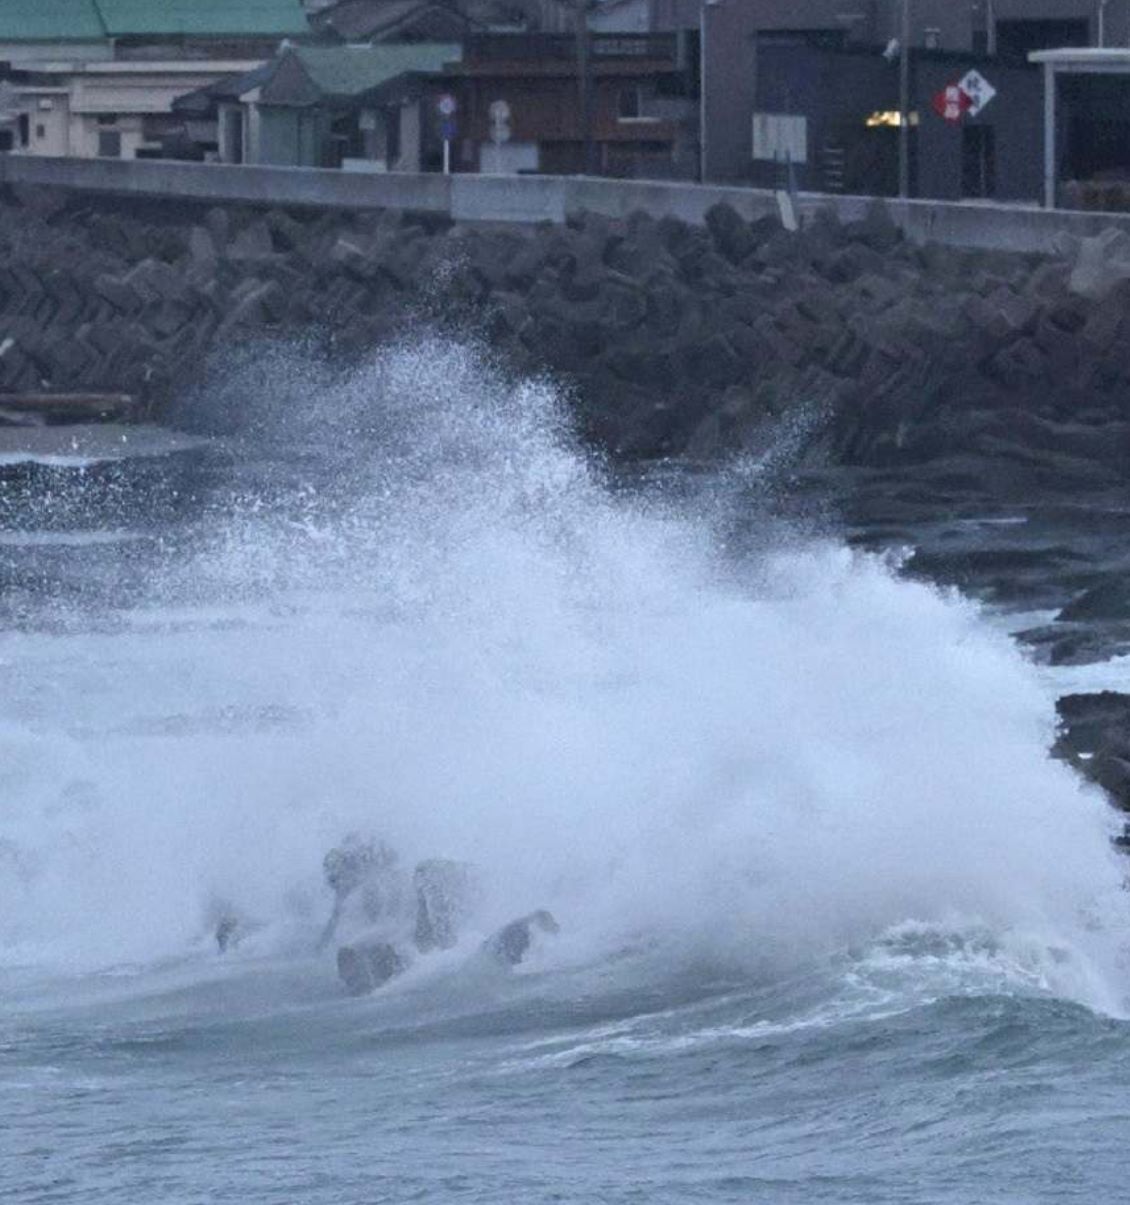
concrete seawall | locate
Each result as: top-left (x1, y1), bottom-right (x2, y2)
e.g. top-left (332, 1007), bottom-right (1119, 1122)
top-left (6, 154), bottom-right (1130, 255)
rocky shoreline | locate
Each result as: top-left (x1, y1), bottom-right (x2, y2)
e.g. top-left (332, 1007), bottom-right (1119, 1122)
top-left (0, 182), bottom-right (1128, 829)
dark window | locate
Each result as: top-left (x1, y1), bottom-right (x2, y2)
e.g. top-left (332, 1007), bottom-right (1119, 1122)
top-left (962, 124), bottom-right (996, 198)
top-left (96, 113), bottom-right (117, 126)
top-left (618, 87), bottom-right (641, 119)
top-left (758, 29), bottom-right (846, 50)
top-left (385, 105), bottom-right (401, 162)
top-left (996, 19), bottom-right (1088, 65)
top-left (35, 124), bottom-right (45, 140)
top-left (17, 113), bottom-right (28, 147)
top-left (97, 130), bottom-right (122, 157)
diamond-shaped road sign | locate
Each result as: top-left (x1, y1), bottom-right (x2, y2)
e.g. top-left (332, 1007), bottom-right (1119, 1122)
top-left (958, 69), bottom-right (997, 116)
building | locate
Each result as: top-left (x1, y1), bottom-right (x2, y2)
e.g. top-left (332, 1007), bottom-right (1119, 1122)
top-left (437, 32), bottom-right (699, 177)
top-left (1032, 48), bottom-right (1130, 210)
top-left (174, 43), bottom-right (461, 169)
top-left (0, 60), bottom-right (268, 159)
top-left (692, 0), bottom-right (1130, 200)
top-left (702, 36), bottom-right (1044, 201)
top-left (305, 0), bottom-right (575, 40)
top-left (0, 0), bottom-right (309, 64)
top-left (0, 0), bottom-right (311, 158)
top-left (308, 0), bottom-right (541, 41)
top-left (593, 0), bottom-right (1130, 53)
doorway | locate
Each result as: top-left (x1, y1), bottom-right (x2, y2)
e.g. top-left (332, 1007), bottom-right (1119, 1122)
top-left (962, 124), bottom-right (995, 199)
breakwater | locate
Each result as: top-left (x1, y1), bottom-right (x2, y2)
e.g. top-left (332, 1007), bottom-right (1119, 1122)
top-left (2, 180), bottom-right (1130, 480)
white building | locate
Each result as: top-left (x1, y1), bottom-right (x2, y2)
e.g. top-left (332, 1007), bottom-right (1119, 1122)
top-left (4, 61), bottom-right (263, 159)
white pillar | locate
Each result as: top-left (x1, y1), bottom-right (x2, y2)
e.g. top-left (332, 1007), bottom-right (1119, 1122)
top-left (1043, 63), bottom-right (1056, 208)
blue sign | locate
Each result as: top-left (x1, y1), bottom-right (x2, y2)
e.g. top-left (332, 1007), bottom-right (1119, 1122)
top-left (440, 118), bottom-right (458, 141)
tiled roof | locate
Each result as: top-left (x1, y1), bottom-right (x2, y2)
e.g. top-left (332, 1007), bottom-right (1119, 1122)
top-left (95, 0), bottom-right (309, 37)
top-left (289, 42), bottom-right (460, 97)
top-left (0, 0), bottom-right (309, 41)
top-left (0, 0), bottom-right (106, 42)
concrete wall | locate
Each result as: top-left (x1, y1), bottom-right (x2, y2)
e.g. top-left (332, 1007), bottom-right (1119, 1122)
top-left (6, 152), bottom-right (1130, 256)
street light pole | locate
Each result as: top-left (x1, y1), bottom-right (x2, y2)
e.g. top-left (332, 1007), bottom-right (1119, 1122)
top-left (899, 0), bottom-right (911, 198)
top-left (575, 0), bottom-right (595, 175)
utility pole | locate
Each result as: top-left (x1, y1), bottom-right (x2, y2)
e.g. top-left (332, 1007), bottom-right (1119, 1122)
top-left (575, 0), bottom-right (595, 175)
top-left (898, 0), bottom-right (911, 198)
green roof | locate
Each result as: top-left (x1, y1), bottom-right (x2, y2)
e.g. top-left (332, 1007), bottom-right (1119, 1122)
top-left (291, 43), bottom-right (460, 97)
top-left (0, 0), bottom-right (308, 40)
top-left (96, 0), bottom-right (308, 37)
top-left (0, 0), bottom-right (105, 42)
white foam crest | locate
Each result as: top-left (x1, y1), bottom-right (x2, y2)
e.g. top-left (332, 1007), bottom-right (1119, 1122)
top-left (0, 339), bottom-right (1127, 1013)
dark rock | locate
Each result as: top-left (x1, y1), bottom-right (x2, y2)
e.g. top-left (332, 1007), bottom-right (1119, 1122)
top-left (1055, 691), bottom-right (1130, 811)
top-left (846, 200), bottom-right (901, 253)
top-left (264, 208), bottom-right (306, 253)
top-left (215, 914), bottom-right (240, 953)
top-left (705, 202), bottom-right (757, 265)
top-left (204, 206), bottom-right (231, 250)
top-left (319, 834), bottom-right (401, 950)
top-left (227, 219), bottom-right (275, 262)
top-left (337, 940), bottom-right (407, 996)
top-left (1059, 580), bottom-right (1130, 622)
top-left (413, 859), bottom-right (478, 953)
top-left (483, 910), bottom-right (560, 967)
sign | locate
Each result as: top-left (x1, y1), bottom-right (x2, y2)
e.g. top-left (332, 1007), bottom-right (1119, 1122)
top-left (958, 69), bottom-right (997, 116)
top-left (437, 93), bottom-right (457, 118)
top-left (932, 84), bottom-right (972, 125)
top-left (440, 117), bottom-right (457, 141)
top-left (752, 112), bottom-right (807, 165)
top-left (489, 99), bottom-right (511, 146)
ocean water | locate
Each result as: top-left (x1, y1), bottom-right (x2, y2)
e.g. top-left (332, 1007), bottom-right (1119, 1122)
top-left (2, 341), bottom-right (1129, 1203)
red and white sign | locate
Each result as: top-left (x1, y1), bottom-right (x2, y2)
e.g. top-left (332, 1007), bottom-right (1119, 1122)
top-left (932, 83), bottom-right (972, 125)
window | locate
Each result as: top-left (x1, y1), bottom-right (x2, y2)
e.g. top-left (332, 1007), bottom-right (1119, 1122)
top-left (35, 124), bottom-right (45, 140)
top-left (96, 114), bottom-right (117, 126)
top-left (97, 130), bottom-right (122, 157)
top-left (618, 87), bottom-right (641, 120)
top-left (996, 19), bottom-right (1087, 65)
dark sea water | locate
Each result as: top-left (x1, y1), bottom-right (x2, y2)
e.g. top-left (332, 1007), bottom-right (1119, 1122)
top-left (2, 341), bottom-right (1130, 1203)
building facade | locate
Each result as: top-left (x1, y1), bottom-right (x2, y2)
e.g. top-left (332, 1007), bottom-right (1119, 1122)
top-left (2, 61), bottom-right (265, 159)
top-left (694, 0), bottom-right (1119, 200)
top-left (438, 32), bottom-right (699, 177)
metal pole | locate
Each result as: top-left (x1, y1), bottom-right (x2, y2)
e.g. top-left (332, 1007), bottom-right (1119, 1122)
top-left (899, 0), bottom-right (910, 198)
top-left (576, 0), bottom-right (595, 175)
top-left (987, 0), bottom-right (996, 56)
top-left (1043, 62), bottom-right (1056, 208)
top-left (1098, 0), bottom-right (1108, 47)
top-left (699, 3), bottom-right (707, 181)
top-left (443, 138), bottom-right (450, 175)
